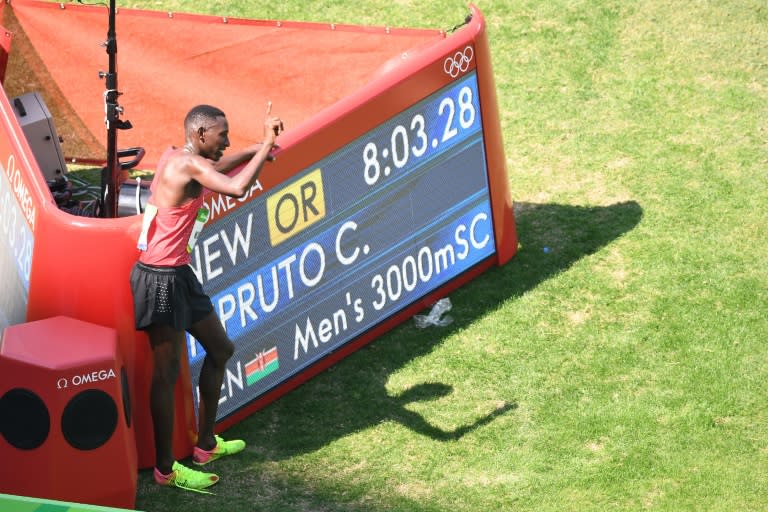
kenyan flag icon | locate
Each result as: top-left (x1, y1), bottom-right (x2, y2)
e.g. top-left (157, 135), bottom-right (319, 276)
top-left (245, 347), bottom-right (279, 386)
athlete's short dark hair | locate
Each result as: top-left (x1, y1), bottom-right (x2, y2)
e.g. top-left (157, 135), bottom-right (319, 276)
top-left (184, 104), bottom-right (226, 132)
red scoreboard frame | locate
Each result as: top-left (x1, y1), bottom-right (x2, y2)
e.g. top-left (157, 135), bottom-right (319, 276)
top-left (0, 4), bottom-right (516, 469)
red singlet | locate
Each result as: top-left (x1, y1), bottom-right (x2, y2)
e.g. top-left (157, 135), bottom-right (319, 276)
top-left (138, 194), bottom-right (204, 267)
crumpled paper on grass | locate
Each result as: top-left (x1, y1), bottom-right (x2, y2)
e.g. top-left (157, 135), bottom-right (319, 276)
top-left (414, 298), bottom-right (453, 328)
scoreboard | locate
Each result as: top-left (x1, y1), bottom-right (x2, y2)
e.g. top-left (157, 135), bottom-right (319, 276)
top-left (188, 66), bottom-right (509, 423)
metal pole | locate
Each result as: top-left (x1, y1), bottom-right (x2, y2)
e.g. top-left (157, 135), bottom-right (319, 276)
top-left (100, 0), bottom-right (119, 217)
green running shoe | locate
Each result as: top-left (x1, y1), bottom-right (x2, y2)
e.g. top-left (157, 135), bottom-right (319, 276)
top-left (154, 461), bottom-right (219, 494)
top-left (193, 435), bottom-right (246, 465)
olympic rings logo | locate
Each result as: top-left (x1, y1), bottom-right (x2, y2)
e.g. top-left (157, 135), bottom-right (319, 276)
top-left (443, 46), bottom-right (474, 78)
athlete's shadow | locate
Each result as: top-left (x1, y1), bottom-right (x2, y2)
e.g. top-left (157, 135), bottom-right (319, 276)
top-left (388, 383), bottom-right (517, 441)
top-left (229, 200), bottom-right (643, 459)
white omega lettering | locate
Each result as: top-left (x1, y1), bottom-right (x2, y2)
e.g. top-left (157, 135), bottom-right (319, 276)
top-left (206, 194), bottom-right (234, 220)
top-left (5, 154), bottom-right (36, 230)
top-left (205, 181), bottom-right (263, 222)
top-left (69, 368), bottom-right (116, 387)
top-left (443, 46), bottom-right (474, 78)
top-left (238, 181), bottom-right (263, 202)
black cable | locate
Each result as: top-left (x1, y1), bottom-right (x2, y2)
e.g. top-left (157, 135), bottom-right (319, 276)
top-left (76, 0), bottom-right (108, 7)
top-left (446, 13), bottom-right (473, 33)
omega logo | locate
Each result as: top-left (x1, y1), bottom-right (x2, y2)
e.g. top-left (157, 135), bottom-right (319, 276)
top-left (57, 368), bottom-right (117, 389)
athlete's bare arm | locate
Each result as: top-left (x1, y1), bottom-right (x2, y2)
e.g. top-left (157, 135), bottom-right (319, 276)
top-left (212, 142), bottom-right (277, 175)
top-left (192, 125), bottom-right (281, 198)
top-left (149, 104), bottom-right (283, 207)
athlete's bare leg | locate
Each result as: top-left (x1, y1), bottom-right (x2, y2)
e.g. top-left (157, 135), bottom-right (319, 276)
top-left (188, 311), bottom-right (235, 451)
top-left (146, 324), bottom-right (186, 474)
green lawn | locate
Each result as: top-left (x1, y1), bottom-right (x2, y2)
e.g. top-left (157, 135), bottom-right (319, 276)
top-left (110, 1), bottom-right (768, 510)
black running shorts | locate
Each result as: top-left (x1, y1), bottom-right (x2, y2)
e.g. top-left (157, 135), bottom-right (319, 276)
top-left (130, 262), bottom-right (214, 331)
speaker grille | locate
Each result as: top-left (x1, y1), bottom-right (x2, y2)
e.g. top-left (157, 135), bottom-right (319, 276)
top-left (61, 389), bottom-right (117, 450)
top-left (0, 388), bottom-right (51, 450)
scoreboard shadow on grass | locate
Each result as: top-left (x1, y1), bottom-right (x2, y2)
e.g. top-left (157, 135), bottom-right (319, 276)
top-left (218, 200), bottom-right (643, 458)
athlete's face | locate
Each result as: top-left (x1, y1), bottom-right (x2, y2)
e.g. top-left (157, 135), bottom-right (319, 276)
top-left (199, 116), bottom-right (230, 161)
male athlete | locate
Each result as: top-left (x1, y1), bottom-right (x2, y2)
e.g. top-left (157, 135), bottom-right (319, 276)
top-left (130, 103), bottom-right (283, 492)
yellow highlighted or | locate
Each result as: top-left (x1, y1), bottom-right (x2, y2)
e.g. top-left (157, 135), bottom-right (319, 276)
top-left (267, 169), bottom-right (326, 246)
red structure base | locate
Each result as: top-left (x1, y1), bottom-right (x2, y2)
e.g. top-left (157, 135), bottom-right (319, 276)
top-left (0, 316), bottom-right (137, 509)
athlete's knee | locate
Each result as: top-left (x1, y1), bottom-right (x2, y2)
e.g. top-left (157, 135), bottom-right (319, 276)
top-left (208, 337), bottom-right (234, 367)
top-left (221, 338), bottom-right (235, 361)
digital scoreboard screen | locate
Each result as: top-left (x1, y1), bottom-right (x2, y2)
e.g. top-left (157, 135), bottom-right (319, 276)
top-left (187, 71), bottom-right (497, 421)
top-left (0, 155), bottom-right (34, 331)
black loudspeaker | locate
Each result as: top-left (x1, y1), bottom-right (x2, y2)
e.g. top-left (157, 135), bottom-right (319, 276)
top-left (0, 316), bottom-right (137, 509)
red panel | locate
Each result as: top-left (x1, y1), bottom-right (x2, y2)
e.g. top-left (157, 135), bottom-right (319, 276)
top-left (469, 4), bottom-right (518, 264)
top-left (7, 0), bottom-right (444, 167)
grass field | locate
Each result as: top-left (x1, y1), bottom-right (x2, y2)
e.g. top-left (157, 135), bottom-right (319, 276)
top-left (104, 1), bottom-right (768, 510)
